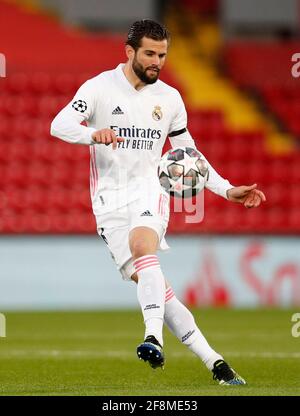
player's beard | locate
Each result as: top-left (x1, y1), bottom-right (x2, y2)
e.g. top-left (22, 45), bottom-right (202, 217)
top-left (132, 56), bottom-right (160, 84)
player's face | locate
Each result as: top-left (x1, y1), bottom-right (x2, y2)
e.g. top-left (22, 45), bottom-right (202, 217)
top-left (132, 37), bottom-right (168, 84)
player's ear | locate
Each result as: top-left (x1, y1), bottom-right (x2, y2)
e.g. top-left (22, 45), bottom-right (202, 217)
top-left (125, 44), bottom-right (135, 61)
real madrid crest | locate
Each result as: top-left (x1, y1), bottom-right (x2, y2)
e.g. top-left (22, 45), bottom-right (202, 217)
top-left (152, 105), bottom-right (163, 121)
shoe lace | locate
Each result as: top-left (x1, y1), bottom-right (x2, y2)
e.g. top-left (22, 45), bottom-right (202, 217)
top-left (212, 360), bottom-right (235, 381)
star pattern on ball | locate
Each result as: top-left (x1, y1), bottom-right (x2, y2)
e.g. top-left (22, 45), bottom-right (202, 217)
top-left (72, 100), bottom-right (87, 113)
top-left (168, 177), bottom-right (191, 194)
top-left (176, 152), bottom-right (200, 175)
top-left (159, 147), bottom-right (209, 199)
top-left (159, 156), bottom-right (172, 176)
top-left (196, 159), bottom-right (209, 177)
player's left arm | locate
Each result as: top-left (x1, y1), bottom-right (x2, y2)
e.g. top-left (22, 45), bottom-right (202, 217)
top-left (168, 90), bottom-right (195, 149)
top-left (168, 92), bottom-right (266, 208)
top-left (169, 137), bottom-right (266, 208)
top-left (168, 91), bottom-right (233, 200)
top-left (176, 139), bottom-right (266, 208)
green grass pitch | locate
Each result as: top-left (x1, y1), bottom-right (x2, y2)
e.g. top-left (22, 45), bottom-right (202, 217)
top-left (0, 308), bottom-right (299, 396)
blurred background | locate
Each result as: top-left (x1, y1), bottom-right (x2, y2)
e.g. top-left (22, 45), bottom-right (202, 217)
top-left (0, 0), bottom-right (300, 310)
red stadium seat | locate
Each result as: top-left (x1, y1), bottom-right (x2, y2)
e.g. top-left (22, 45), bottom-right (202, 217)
top-left (30, 72), bottom-right (52, 95)
top-left (268, 159), bottom-right (289, 185)
top-left (289, 185), bottom-right (300, 206)
top-left (48, 162), bottom-right (71, 188)
top-left (3, 162), bottom-right (28, 187)
top-left (29, 214), bottom-right (52, 233)
top-left (50, 214), bottom-right (75, 233)
top-left (287, 208), bottom-right (300, 231)
top-left (25, 187), bottom-right (50, 213)
top-left (6, 141), bottom-right (33, 163)
top-left (75, 188), bottom-right (92, 211)
top-left (3, 73), bottom-right (30, 94)
top-left (27, 161), bottom-right (52, 187)
top-left (37, 95), bottom-right (70, 118)
top-left (202, 138), bottom-right (228, 162)
top-left (52, 74), bottom-right (78, 95)
top-left (0, 215), bottom-right (26, 233)
top-left (31, 141), bottom-right (55, 164)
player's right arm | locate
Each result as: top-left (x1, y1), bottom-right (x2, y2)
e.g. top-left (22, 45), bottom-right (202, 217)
top-left (91, 129), bottom-right (124, 150)
top-left (50, 79), bottom-right (124, 149)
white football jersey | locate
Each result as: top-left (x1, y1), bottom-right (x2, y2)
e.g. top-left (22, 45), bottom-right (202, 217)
top-left (51, 64), bottom-right (233, 215)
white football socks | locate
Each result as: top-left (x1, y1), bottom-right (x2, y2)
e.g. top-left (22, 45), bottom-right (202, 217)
top-left (134, 255), bottom-right (165, 347)
top-left (164, 288), bottom-right (223, 370)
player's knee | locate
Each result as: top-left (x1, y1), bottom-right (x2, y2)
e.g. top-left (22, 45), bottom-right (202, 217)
top-left (130, 239), bottom-right (155, 259)
top-left (131, 272), bottom-right (138, 283)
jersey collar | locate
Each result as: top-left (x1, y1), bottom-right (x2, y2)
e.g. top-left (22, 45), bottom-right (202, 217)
top-left (116, 63), bottom-right (154, 94)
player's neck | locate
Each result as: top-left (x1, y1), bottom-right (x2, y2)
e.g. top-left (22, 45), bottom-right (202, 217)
top-left (123, 63), bottom-right (146, 91)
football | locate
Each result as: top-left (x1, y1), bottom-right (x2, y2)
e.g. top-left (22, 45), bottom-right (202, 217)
top-left (158, 147), bottom-right (209, 198)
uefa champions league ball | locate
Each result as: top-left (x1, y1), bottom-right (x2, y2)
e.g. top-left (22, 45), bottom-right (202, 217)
top-left (158, 147), bottom-right (209, 198)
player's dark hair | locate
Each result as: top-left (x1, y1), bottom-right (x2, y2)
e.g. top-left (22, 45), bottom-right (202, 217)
top-left (126, 19), bottom-right (170, 50)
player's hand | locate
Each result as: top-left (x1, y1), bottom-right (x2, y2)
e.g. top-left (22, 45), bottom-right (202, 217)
top-left (226, 184), bottom-right (266, 208)
top-left (92, 129), bottom-right (125, 150)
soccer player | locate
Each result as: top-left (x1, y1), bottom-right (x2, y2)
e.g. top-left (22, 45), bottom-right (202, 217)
top-left (51, 19), bottom-right (266, 385)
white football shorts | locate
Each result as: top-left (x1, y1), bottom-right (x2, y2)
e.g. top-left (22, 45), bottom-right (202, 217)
top-left (95, 185), bottom-right (170, 281)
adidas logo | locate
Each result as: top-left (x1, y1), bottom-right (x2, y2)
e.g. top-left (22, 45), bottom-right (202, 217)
top-left (141, 210), bottom-right (153, 216)
top-left (112, 106), bottom-right (124, 115)
top-left (144, 304), bottom-right (160, 310)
